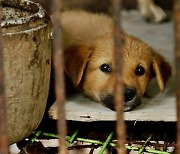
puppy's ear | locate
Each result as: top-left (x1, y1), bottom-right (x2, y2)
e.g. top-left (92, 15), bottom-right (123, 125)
top-left (151, 50), bottom-right (171, 91)
top-left (64, 45), bottom-right (93, 87)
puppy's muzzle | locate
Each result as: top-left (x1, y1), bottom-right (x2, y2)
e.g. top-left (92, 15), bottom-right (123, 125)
top-left (100, 87), bottom-right (141, 112)
top-left (124, 88), bottom-right (141, 111)
top-left (124, 88), bottom-right (136, 102)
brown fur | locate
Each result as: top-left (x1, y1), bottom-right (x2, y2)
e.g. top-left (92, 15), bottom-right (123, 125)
top-left (61, 11), bottom-right (171, 111)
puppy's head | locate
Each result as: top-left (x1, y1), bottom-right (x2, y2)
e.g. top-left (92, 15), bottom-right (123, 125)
top-left (64, 33), bottom-right (171, 111)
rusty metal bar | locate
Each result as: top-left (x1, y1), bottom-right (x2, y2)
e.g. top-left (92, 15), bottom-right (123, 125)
top-left (0, 1), bottom-right (9, 153)
top-left (112, 0), bottom-right (126, 154)
top-left (51, 0), bottom-right (67, 153)
top-left (174, 0), bottom-right (180, 153)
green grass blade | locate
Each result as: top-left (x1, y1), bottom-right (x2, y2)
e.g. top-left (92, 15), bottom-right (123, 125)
top-left (138, 134), bottom-right (152, 154)
top-left (66, 130), bottom-right (79, 147)
top-left (30, 130), bottom-right (42, 143)
top-left (99, 132), bottom-right (114, 154)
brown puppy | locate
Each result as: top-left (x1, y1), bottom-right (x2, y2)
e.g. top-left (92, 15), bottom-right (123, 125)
top-left (61, 11), bottom-right (171, 111)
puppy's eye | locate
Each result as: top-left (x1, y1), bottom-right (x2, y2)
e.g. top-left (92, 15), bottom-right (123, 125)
top-left (100, 64), bottom-right (111, 73)
top-left (135, 66), bottom-right (145, 76)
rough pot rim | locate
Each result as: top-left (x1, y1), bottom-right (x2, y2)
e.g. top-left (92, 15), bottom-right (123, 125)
top-left (1, 0), bottom-right (46, 28)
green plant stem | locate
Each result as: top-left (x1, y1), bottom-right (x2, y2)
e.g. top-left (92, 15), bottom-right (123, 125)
top-left (41, 132), bottom-right (59, 139)
top-left (30, 130), bottom-right (42, 143)
top-left (76, 137), bottom-right (104, 145)
top-left (125, 144), bottom-right (139, 150)
top-left (66, 130), bottom-right (79, 147)
top-left (146, 149), bottom-right (170, 154)
top-left (138, 134), bottom-right (152, 154)
top-left (99, 132), bottom-right (114, 154)
top-left (39, 132), bottom-right (170, 154)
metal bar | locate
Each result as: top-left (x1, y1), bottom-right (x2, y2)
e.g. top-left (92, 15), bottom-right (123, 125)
top-left (112, 0), bottom-right (126, 154)
top-left (51, 0), bottom-right (67, 153)
top-left (0, 1), bottom-right (9, 153)
top-left (174, 0), bottom-right (180, 153)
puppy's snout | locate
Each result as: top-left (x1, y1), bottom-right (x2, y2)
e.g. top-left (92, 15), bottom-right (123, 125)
top-left (124, 88), bottom-right (136, 102)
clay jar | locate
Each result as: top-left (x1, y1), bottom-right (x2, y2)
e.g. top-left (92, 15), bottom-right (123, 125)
top-left (1, 0), bottom-right (52, 144)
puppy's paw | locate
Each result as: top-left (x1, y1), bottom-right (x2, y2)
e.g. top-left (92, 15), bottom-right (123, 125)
top-left (138, 0), bottom-right (168, 23)
top-left (48, 102), bottom-right (58, 120)
top-left (148, 4), bottom-right (168, 23)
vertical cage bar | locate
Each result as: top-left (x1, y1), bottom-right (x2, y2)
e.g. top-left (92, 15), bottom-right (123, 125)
top-left (174, 0), bottom-right (180, 153)
top-left (0, 1), bottom-right (9, 153)
top-left (51, 0), bottom-right (67, 153)
top-left (112, 0), bottom-right (126, 154)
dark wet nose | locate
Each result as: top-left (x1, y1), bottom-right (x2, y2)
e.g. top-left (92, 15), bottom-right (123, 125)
top-left (124, 88), bottom-right (136, 102)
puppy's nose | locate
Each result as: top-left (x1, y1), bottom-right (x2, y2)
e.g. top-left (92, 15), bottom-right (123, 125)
top-left (124, 88), bottom-right (136, 102)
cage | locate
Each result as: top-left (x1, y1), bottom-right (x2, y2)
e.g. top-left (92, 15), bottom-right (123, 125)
top-left (0, 0), bottom-right (179, 154)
